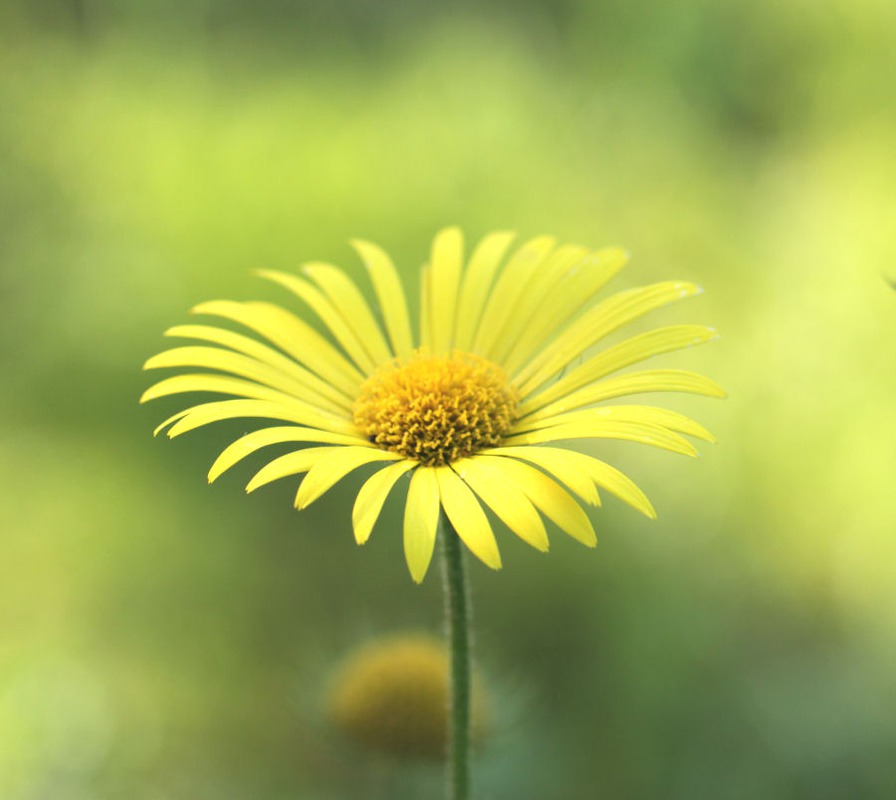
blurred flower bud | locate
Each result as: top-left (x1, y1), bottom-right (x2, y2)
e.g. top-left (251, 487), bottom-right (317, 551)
top-left (327, 633), bottom-right (488, 759)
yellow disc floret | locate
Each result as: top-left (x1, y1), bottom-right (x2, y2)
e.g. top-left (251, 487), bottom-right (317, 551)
top-left (353, 350), bottom-right (519, 466)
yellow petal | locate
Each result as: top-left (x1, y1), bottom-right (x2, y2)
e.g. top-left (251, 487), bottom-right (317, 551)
top-left (453, 231), bottom-right (516, 352)
top-left (519, 324), bottom-right (718, 413)
top-left (435, 466), bottom-right (502, 570)
top-left (163, 399), bottom-right (356, 439)
top-left (516, 282), bottom-right (703, 396)
top-left (575, 453), bottom-right (656, 519)
top-left (256, 270), bottom-right (377, 374)
top-left (428, 226), bottom-right (464, 355)
top-left (520, 369), bottom-right (726, 423)
top-left (295, 446), bottom-right (401, 509)
top-left (143, 346), bottom-right (345, 413)
top-left (302, 261), bottom-right (393, 366)
top-left (484, 446), bottom-right (600, 505)
top-left (452, 457), bottom-right (549, 551)
top-left (191, 299), bottom-right (362, 397)
top-left (404, 467), bottom-right (441, 583)
top-left (502, 246), bottom-right (629, 375)
top-left (351, 238), bottom-right (414, 358)
top-left (352, 460), bottom-right (417, 545)
top-left (472, 235), bottom-right (555, 358)
top-left (164, 323), bottom-right (355, 410)
top-left (488, 446), bottom-right (656, 519)
top-left (152, 408), bottom-right (190, 437)
top-left (473, 457), bottom-right (596, 547)
top-left (208, 426), bottom-right (368, 483)
top-left (488, 244), bottom-right (588, 365)
top-left (523, 405), bottom-right (717, 443)
top-left (141, 374), bottom-right (288, 405)
top-left (245, 446), bottom-right (335, 493)
top-left (503, 418), bottom-right (699, 457)
top-left (419, 263), bottom-right (433, 351)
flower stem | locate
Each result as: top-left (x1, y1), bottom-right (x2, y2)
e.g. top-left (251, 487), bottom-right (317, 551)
top-left (440, 511), bottom-right (471, 800)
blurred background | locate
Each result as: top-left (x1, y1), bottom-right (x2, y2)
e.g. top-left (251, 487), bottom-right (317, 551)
top-left (2, 1), bottom-right (895, 798)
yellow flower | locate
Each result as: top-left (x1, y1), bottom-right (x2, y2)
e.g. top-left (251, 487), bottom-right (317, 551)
top-left (142, 228), bottom-right (723, 582)
top-left (327, 633), bottom-right (488, 759)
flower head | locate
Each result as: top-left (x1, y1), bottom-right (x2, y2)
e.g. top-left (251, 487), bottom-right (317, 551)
top-left (142, 228), bottom-right (724, 581)
top-left (327, 633), bottom-right (488, 759)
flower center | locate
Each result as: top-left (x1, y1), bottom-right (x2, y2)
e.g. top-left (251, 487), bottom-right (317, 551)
top-left (353, 350), bottom-right (519, 466)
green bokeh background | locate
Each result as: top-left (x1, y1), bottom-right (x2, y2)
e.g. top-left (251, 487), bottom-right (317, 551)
top-left (2, 1), bottom-right (895, 798)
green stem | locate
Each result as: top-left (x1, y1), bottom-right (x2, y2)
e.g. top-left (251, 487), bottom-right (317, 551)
top-left (440, 511), bottom-right (472, 800)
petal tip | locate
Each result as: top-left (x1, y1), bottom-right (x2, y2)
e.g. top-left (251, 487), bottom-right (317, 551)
top-left (408, 562), bottom-right (431, 584)
top-left (483, 548), bottom-right (504, 570)
top-left (253, 268), bottom-right (280, 285)
top-left (598, 245), bottom-right (630, 264)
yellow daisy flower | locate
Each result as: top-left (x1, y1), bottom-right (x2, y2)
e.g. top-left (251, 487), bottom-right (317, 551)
top-left (142, 228), bottom-right (723, 582)
top-left (327, 633), bottom-right (489, 759)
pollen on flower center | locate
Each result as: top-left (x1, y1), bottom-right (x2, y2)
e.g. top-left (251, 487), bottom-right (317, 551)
top-left (353, 350), bottom-right (519, 466)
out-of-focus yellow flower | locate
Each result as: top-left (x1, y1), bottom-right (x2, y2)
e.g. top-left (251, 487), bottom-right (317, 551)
top-left (327, 634), bottom-right (487, 759)
top-left (142, 228), bottom-right (723, 581)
